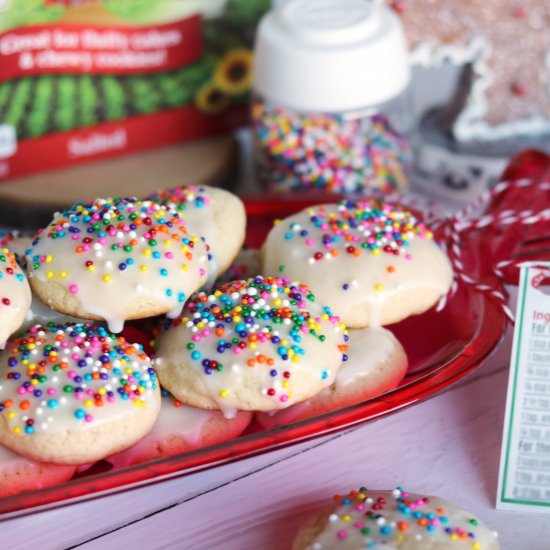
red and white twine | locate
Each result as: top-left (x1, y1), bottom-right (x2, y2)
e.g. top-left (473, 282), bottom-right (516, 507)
top-left (429, 179), bottom-right (550, 325)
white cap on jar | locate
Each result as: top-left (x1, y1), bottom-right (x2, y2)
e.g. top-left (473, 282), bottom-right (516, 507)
top-left (253, 0), bottom-right (410, 113)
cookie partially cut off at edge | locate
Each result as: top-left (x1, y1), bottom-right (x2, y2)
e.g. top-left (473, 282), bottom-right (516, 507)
top-left (0, 248), bottom-right (31, 349)
top-left (293, 486), bottom-right (500, 549)
top-left (0, 230), bottom-right (33, 260)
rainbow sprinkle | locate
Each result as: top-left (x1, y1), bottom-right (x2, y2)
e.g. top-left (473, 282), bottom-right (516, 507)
top-left (263, 198), bottom-right (452, 327)
top-left (0, 230), bottom-right (24, 250)
top-left (252, 100), bottom-right (411, 193)
top-left (308, 487), bottom-right (498, 549)
top-left (0, 247), bottom-right (30, 347)
top-left (27, 197), bottom-right (208, 331)
top-left (0, 323), bottom-right (158, 435)
top-left (147, 185), bottom-right (211, 214)
top-left (279, 199), bottom-right (432, 267)
top-left (0, 247), bottom-right (26, 293)
top-left (0, 247), bottom-right (27, 314)
top-left (148, 185), bottom-right (214, 266)
top-left (158, 276), bottom-right (348, 405)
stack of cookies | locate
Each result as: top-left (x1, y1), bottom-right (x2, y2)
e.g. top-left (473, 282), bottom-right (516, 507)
top-left (0, 188), bottom-right (453, 495)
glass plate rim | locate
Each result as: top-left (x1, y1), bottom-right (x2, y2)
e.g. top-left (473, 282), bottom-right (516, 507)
top-left (0, 278), bottom-right (507, 519)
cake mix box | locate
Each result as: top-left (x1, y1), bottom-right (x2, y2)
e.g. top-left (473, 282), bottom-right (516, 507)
top-left (0, 0), bottom-right (269, 180)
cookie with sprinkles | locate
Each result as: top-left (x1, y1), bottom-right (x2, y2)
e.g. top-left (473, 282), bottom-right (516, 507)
top-left (0, 323), bottom-right (161, 465)
top-left (154, 276), bottom-right (348, 416)
top-left (147, 185), bottom-right (246, 282)
top-left (256, 326), bottom-right (407, 429)
top-left (0, 230), bottom-right (33, 261)
top-left (0, 247), bottom-right (31, 349)
top-left (26, 197), bottom-right (210, 333)
top-left (104, 389), bottom-right (252, 469)
top-left (293, 486), bottom-right (500, 549)
top-left (262, 199), bottom-right (453, 328)
top-left (0, 443), bottom-right (76, 497)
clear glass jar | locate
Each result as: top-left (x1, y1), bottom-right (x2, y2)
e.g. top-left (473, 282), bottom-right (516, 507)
top-left (252, 90), bottom-right (412, 193)
top-left (252, 0), bottom-right (412, 195)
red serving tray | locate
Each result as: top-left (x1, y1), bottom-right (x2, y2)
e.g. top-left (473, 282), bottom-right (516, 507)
top-left (0, 149), bottom-right (548, 518)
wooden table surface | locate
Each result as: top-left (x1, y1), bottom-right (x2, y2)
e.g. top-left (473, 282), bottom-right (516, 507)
top-left (2, 321), bottom-right (549, 550)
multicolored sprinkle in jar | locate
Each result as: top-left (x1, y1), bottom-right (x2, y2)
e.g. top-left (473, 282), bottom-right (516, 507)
top-left (253, 100), bottom-right (411, 193)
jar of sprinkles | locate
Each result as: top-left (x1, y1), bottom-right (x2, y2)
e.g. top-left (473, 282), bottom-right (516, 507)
top-left (252, 0), bottom-right (412, 194)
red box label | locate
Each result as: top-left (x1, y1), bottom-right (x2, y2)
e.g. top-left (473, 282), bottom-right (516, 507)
top-left (0, 16), bottom-right (203, 79)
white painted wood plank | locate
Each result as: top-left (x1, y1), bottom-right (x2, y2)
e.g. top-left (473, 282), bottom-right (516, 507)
top-left (73, 362), bottom-right (548, 550)
top-left (1, 327), bottom-right (516, 550)
top-left (0, 438), bottom-right (332, 550)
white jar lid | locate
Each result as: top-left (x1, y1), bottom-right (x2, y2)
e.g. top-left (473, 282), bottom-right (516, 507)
top-left (253, 0), bottom-right (410, 112)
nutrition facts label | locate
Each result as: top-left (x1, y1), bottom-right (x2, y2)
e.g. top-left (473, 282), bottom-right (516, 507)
top-left (498, 263), bottom-right (550, 512)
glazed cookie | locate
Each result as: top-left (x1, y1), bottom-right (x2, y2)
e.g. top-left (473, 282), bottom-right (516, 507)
top-left (256, 327), bottom-right (407, 428)
top-left (105, 390), bottom-right (252, 469)
top-left (0, 230), bottom-right (33, 260)
top-left (26, 197), bottom-right (210, 333)
top-left (148, 185), bottom-right (246, 281)
top-left (154, 276), bottom-right (348, 416)
top-left (0, 443), bottom-right (76, 498)
top-left (0, 248), bottom-right (31, 348)
top-left (293, 486), bottom-right (500, 550)
top-left (262, 199), bottom-right (453, 328)
top-left (0, 323), bottom-right (161, 465)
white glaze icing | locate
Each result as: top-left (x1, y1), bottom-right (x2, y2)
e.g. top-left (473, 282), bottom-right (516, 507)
top-left (106, 395), bottom-right (213, 468)
top-left (0, 323), bottom-right (159, 436)
top-left (302, 487), bottom-right (499, 549)
top-left (0, 230), bottom-right (33, 260)
top-left (26, 198), bottom-right (209, 333)
top-left (155, 276), bottom-right (349, 415)
top-left (410, 36), bottom-right (487, 69)
top-left (256, 327), bottom-right (402, 428)
top-left (262, 200), bottom-right (453, 326)
top-left (147, 185), bottom-right (221, 279)
top-left (105, 392), bottom-right (238, 469)
top-left (335, 327), bottom-right (397, 389)
top-left (0, 248), bottom-right (31, 349)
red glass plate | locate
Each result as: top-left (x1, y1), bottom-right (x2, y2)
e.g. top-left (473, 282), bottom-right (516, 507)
top-left (0, 211), bottom-right (504, 519)
top-left (2, 148), bottom-right (548, 518)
